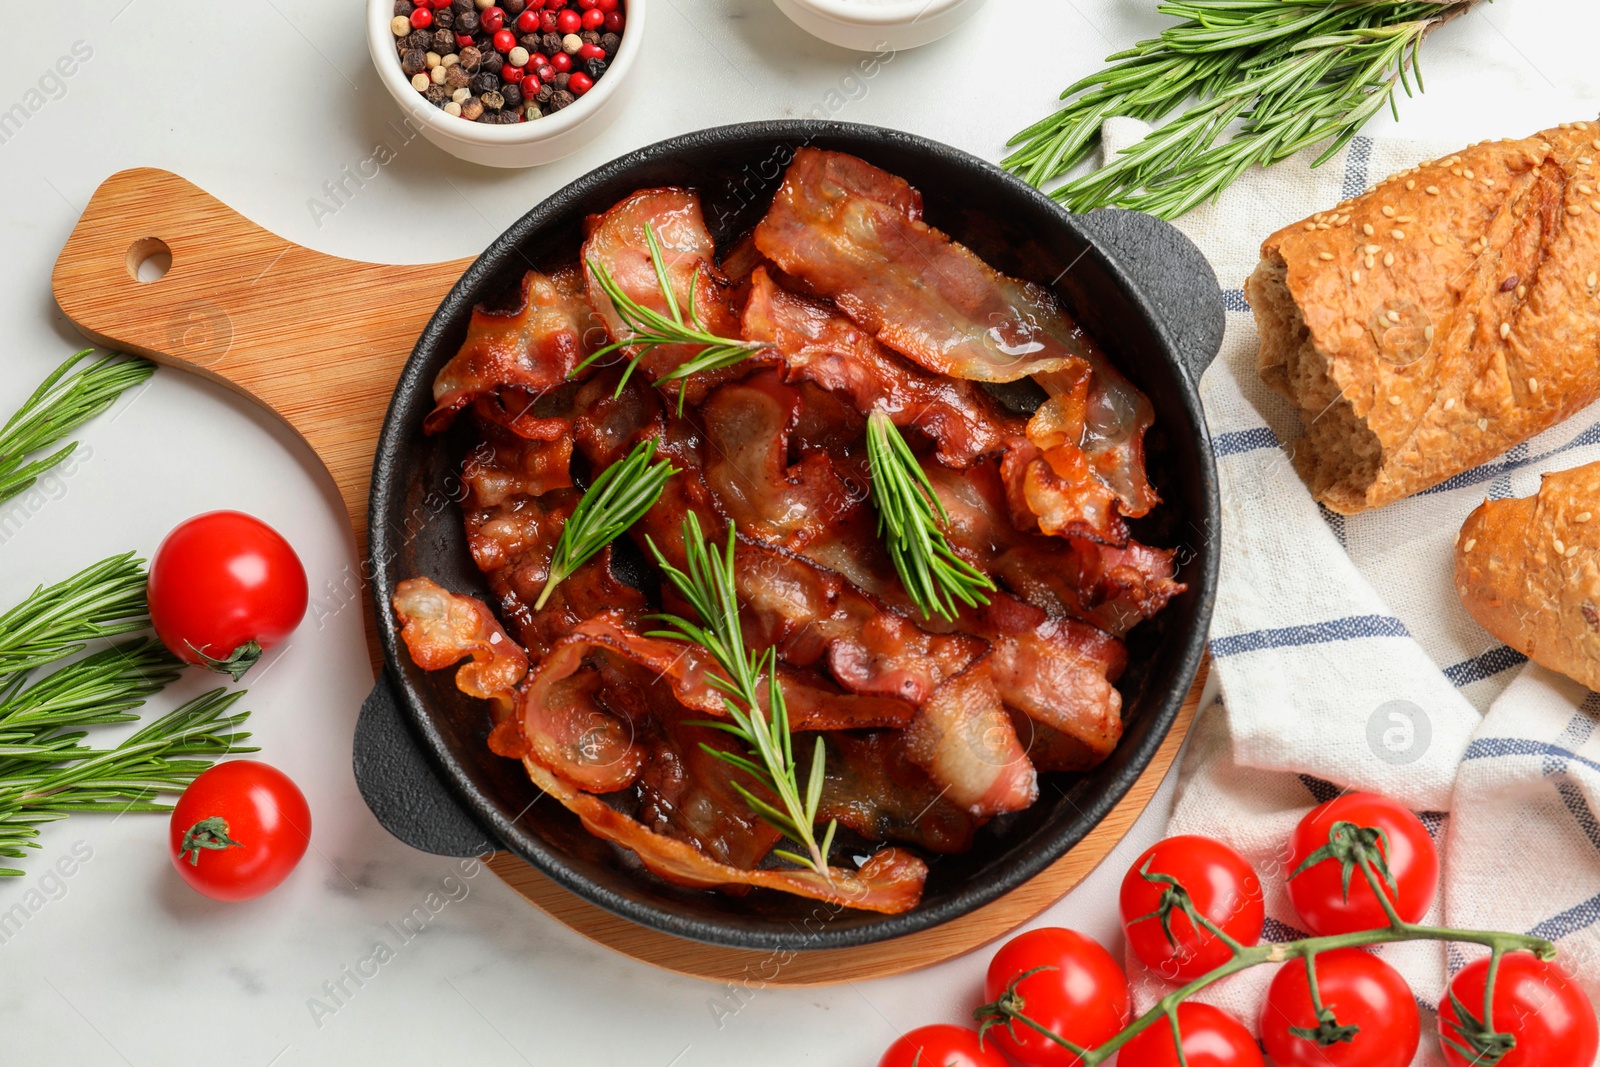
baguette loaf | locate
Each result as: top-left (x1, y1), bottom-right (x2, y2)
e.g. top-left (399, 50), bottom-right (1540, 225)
top-left (1248, 120), bottom-right (1600, 514)
top-left (1455, 461), bottom-right (1600, 693)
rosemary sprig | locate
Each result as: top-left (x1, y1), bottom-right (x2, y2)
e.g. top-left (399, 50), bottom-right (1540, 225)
top-left (0, 351), bottom-right (154, 505)
top-left (0, 686), bottom-right (256, 874)
top-left (0, 552), bottom-right (152, 680)
top-left (1005, 0), bottom-right (1481, 218)
top-left (645, 513), bottom-right (837, 876)
top-left (535, 437), bottom-right (677, 610)
top-left (866, 408), bottom-right (995, 621)
top-left (572, 224), bottom-right (765, 411)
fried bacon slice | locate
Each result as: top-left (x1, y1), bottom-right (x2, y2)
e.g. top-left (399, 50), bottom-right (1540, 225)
top-left (426, 267), bottom-right (601, 434)
top-left (902, 658), bottom-right (1038, 816)
top-left (989, 621), bottom-right (1126, 768)
top-left (392, 579), bottom-right (529, 720)
top-left (582, 189), bottom-right (773, 407)
top-left (461, 421), bottom-right (574, 506)
top-left (741, 267), bottom-right (1023, 467)
top-left (520, 754), bottom-right (928, 913)
top-left (820, 730), bottom-right (982, 854)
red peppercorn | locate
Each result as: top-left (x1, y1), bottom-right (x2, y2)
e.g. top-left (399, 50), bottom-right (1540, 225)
top-left (544, 0), bottom-right (564, 9)
top-left (596, 0), bottom-right (618, 10)
top-left (522, 74), bottom-right (542, 93)
top-left (550, 51), bottom-right (572, 72)
top-left (456, 32), bottom-right (476, 47)
top-left (556, 8), bottom-right (581, 33)
top-left (409, 7), bottom-right (433, 28)
top-left (578, 0), bottom-right (598, 9)
top-left (501, 63), bottom-right (524, 82)
top-left (432, 0), bottom-right (452, 8)
top-left (535, 65), bottom-right (555, 81)
top-left (538, 9), bottom-right (558, 31)
top-left (515, 8), bottom-right (539, 30)
top-left (577, 42), bottom-right (604, 60)
top-left (603, 10), bottom-right (623, 32)
top-left (480, 5), bottom-right (505, 31)
top-left (493, 28), bottom-right (516, 51)
top-left (581, 8), bottom-right (604, 29)
top-left (568, 71), bottom-right (593, 95)
top-left (528, 52), bottom-right (547, 66)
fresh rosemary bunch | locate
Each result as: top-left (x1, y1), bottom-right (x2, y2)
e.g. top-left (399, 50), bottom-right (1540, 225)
top-left (0, 552), bottom-right (152, 680)
top-left (0, 685), bottom-right (256, 875)
top-left (0, 351), bottom-right (154, 505)
top-left (866, 409), bottom-right (996, 621)
top-left (1006, 0), bottom-right (1482, 218)
top-left (645, 513), bottom-right (838, 876)
top-left (573, 224), bottom-right (765, 411)
top-left (535, 437), bottom-right (678, 610)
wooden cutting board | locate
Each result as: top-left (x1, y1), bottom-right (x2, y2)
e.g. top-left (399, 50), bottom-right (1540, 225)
top-left (51, 167), bottom-right (1203, 986)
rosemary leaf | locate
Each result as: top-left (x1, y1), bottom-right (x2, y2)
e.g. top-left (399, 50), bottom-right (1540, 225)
top-left (535, 437), bottom-right (677, 610)
top-left (866, 409), bottom-right (996, 621)
top-left (644, 514), bottom-right (836, 877)
top-left (571, 224), bottom-right (765, 411)
top-left (0, 553), bottom-right (152, 680)
top-left (1006, 0), bottom-right (1481, 218)
top-left (0, 351), bottom-right (154, 505)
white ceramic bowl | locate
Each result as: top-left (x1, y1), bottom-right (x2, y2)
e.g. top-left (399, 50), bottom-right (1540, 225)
top-left (772, 0), bottom-right (987, 52)
top-left (366, 0), bottom-right (645, 168)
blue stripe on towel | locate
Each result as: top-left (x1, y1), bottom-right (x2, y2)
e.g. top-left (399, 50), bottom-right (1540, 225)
top-left (1222, 288), bottom-right (1251, 313)
top-left (1443, 646), bottom-right (1528, 687)
top-left (1464, 738), bottom-right (1600, 777)
top-left (1213, 426), bottom-right (1280, 457)
top-left (1528, 891), bottom-right (1600, 941)
top-left (1262, 917), bottom-right (1312, 943)
top-left (1210, 615), bottom-right (1411, 658)
top-left (1342, 136), bottom-right (1373, 201)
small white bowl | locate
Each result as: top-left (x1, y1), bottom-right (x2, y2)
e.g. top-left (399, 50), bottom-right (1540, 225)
top-left (772, 0), bottom-right (987, 52)
top-left (366, 0), bottom-right (645, 168)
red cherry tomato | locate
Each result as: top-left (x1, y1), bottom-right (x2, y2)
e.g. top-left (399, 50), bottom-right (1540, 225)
top-left (1260, 948), bottom-right (1419, 1067)
top-left (1120, 835), bottom-right (1264, 983)
top-left (1286, 793), bottom-right (1438, 935)
top-left (168, 761), bottom-right (311, 902)
top-left (982, 928), bottom-right (1130, 1067)
top-left (148, 511), bottom-right (308, 680)
top-left (877, 1025), bottom-right (1008, 1067)
top-left (1439, 953), bottom-right (1597, 1067)
top-left (1119, 1003), bottom-right (1264, 1067)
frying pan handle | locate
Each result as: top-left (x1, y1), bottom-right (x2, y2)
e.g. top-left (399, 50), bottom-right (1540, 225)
top-left (1074, 208), bottom-right (1225, 386)
top-left (353, 672), bottom-right (497, 858)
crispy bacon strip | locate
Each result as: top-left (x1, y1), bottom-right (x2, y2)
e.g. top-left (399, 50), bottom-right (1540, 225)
top-left (989, 621), bottom-right (1126, 767)
top-left (820, 730), bottom-right (982, 853)
top-left (426, 267), bottom-right (600, 434)
top-left (902, 658), bottom-right (1038, 816)
top-left (582, 189), bottom-right (772, 406)
top-left (521, 755), bottom-right (928, 913)
top-left (462, 421), bottom-right (574, 506)
top-left (392, 578), bottom-right (529, 719)
top-left (742, 268), bottom-right (1023, 467)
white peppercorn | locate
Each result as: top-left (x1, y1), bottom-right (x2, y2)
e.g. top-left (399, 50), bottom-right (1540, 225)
top-left (508, 46), bottom-right (529, 67)
top-left (452, 86), bottom-right (472, 103)
top-left (390, 15), bottom-right (412, 36)
top-left (430, 64), bottom-right (448, 85)
top-left (444, 100), bottom-right (463, 117)
top-left (410, 71), bottom-right (430, 91)
top-left (562, 33), bottom-right (582, 54)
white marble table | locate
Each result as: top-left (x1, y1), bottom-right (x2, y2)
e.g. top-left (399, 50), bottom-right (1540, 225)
top-left (0, 2), bottom-right (1595, 1064)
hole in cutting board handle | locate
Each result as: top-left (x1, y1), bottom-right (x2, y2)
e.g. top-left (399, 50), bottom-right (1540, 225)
top-left (126, 237), bottom-right (171, 283)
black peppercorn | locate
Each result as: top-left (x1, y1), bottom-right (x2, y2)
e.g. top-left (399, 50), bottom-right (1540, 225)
top-left (551, 72), bottom-right (570, 90)
top-left (534, 82), bottom-right (554, 104)
top-left (481, 89), bottom-right (505, 110)
top-left (401, 49), bottom-right (427, 76)
top-left (519, 33), bottom-right (542, 51)
top-left (394, 0), bottom-right (413, 15)
top-left (432, 27), bottom-right (454, 52)
top-left (599, 32), bottom-right (620, 56)
top-left (445, 65), bottom-right (471, 89)
top-left (585, 57), bottom-right (607, 80)
top-left (458, 45), bottom-right (483, 70)
top-left (453, 0), bottom-right (472, 13)
top-left (580, 29), bottom-right (600, 45)
top-left (473, 72), bottom-right (499, 95)
top-left (549, 89), bottom-right (576, 112)
top-left (434, 8), bottom-right (454, 30)
top-left (457, 9), bottom-right (479, 34)
top-left (484, 51), bottom-right (504, 70)
top-left (503, 82), bottom-right (523, 107)
top-left (425, 84), bottom-right (450, 106)
top-left (541, 32), bottom-right (563, 55)
top-left (504, 0), bottom-right (525, 14)
top-left (405, 30), bottom-right (431, 51)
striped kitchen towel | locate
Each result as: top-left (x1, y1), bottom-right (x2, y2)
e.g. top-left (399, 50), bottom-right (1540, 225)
top-left (1098, 118), bottom-right (1600, 1062)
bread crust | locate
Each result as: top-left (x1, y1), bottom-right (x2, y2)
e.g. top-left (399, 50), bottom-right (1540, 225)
top-left (1248, 120), bottom-right (1600, 513)
top-left (1455, 461), bottom-right (1600, 692)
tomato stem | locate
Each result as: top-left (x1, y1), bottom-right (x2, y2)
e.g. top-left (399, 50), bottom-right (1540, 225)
top-left (179, 815), bottom-right (243, 865)
top-left (187, 639), bottom-right (262, 682)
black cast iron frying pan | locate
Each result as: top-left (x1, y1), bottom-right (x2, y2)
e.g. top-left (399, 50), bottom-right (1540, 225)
top-left (352, 121), bottom-right (1223, 952)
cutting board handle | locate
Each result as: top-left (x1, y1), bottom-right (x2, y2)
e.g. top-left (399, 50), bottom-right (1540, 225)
top-left (51, 167), bottom-right (471, 542)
